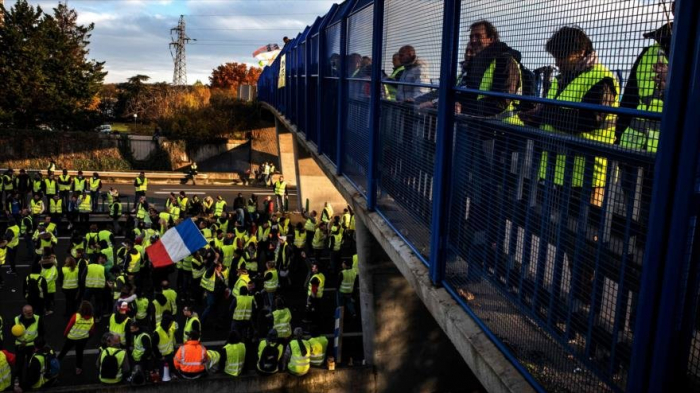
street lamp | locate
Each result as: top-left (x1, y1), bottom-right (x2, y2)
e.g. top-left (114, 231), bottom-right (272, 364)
top-left (133, 113), bottom-right (137, 124)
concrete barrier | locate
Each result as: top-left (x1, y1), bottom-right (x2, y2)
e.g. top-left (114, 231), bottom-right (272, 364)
top-left (0, 168), bottom-right (254, 185)
top-left (48, 366), bottom-right (376, 393)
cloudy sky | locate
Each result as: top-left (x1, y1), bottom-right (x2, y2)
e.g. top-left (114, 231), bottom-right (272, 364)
top-left (22, 0), bottom-right (336, 84)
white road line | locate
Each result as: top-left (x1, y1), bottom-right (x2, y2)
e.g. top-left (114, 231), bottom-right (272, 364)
top-left (61, 332), bottom-right (362, 357)
top-left (154, 192), bottom-right (296, 196)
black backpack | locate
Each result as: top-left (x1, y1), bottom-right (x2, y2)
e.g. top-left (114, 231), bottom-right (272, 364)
top-left (100, 349), bottom-right (123, 379)
top-left (43, 350), bottom-right (60, 380)
top-left (516, 62), bottom-right (537, 111)
top-left (258, 342), bottom-right (279, 372)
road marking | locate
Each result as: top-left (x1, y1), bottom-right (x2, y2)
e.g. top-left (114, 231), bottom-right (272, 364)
top-left (154, 191), bottom-right (297, 196)
top-left (60, 332), bottom-right (363, 357)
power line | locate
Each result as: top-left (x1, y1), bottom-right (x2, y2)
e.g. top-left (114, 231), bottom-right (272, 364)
top-left (185, 13), bottom-right (320, 17)
top-left (188, 28), bottom-right (302, 30)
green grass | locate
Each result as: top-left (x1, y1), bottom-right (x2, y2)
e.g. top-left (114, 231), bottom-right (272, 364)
top-left (110, 122), bottom-right (130, 133)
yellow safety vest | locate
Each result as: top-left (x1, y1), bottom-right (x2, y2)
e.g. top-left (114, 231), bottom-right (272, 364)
top-left (233, 274), bottom-right (250, 297)
top-left (287, 340), bottom-right (311, 376)
top-left (44, 179), bottom-right (56, 195)
top-left (539, 64), bottom-right (620, 188)
top-left (61, 266), bottom-right (79, 290)
top-left (14, 315), bottom-right (40, 346)
top-left (58, 175), bottom-right (71, 191)
top-left (272, 308), bottom-right (292, 338)
top-left (155, 323), bottom-right (176, 356)
top-left (183, 315), bottom-right (201, 342)
top-left (135, 177), bottom-right (148, 191)
top-left (109, 314), bottom-right (130, 345)
top-left (619, 98), bottom-right (663, 153)
top-left (49, 198), bottom-right (62, 214)
top-left (73, 177), bottom-right (86, 192)
top-left (294, 229), bottom-right (306, 248)
top-left (257, 340), bottom-right (283, 373)
top-left (135, 297), bottom-right (149, 320)
top-left (214, 200), bottom-right (227, 216)
top-left (30, 199), bottom-right (43, 215)
top-left (264, 269), bottom-right (278, 292)
top-left (132, 332), bottom-right (150, 361)
top-left (232, 295), bottom-right (253, 321)
top-left (79, 195), bottom-right (92, 212)
top-left (99, 347), bottom-right (126, 384)
top-left (223, 343), bottom-right (246, 376)
top-left (89, 178), bottom-right (101, 191)
top-left (68, 313), bottom-right (94, 340)
top-left (0, 351), bottom-right (11, 391)
top-left (304, 217), bottom-right (316, 232)
top-left (85, 263), bottom-right (106, 288)
top-left (312, 228), bottom-right (326, 249)
top-left (274, 181), bottom-right (287, 196)
top-left (308, 273), bottom-right (325, 298)
top-left (7, 226), bottom-right (19, 248)
top-left (309, 336), bottom-right (328, 366)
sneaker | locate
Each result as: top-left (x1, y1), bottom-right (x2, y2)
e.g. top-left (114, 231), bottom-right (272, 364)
top-left (45, 310), bottom-right (53, 316)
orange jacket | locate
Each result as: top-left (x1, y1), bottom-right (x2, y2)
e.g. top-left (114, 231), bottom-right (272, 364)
top-left (174, 340), bottom-right (207, 374)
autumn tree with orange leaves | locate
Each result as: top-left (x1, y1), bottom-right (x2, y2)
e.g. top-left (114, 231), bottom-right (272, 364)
top-left (209, 62), bottom-right (262, 94)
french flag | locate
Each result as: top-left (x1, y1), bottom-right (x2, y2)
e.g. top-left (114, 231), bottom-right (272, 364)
top-left (147, 219), bottom-right (208, 268)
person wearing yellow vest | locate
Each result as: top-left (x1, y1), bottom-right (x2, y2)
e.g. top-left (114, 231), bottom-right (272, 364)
top-left (182, 306), bottom-right (201, 343)
top-left (89, 172), bottom-right (102, 212)
top-left (110, 302), bottom-right (132, 347)
top-left (29, 193), bottom-right (45, 219)
top-left (4, 217), bottom-right (20, 276)
top-left (150, 292), bottom-right (171, 328)
top-left (134, 171), bottom-right (148, 199)
top-left (308, 328), bottom-right (328, 367)
top-left (31, 172), bottom-right (43, 198)
top-left (0, 347), bottom-right (15, 392)
top-left (320, 202), bottom-right (333, 224)
top-left (76, 191), bottom-right (92, 228)
top-left (152, 314), bottom-right (177, 378)
top-left (293, 222), bottom-right (307, 260)
top-left (22, 337), bottom-right (57, 390)
top-left (1, 168), bottom-right (16, 203)
top-left (42, 172), bottom-right (58, 203)
top-left (257, 329), bottom-right (284, 374)
top-left (214, 196), bottom-right (227, 219)
top-left (98, 332), bottom-right (129, 384)
top-left (616, 5), bottom-right (672, 143)
top-left (219, 330), bottom-right (246, 377)
top-left (39, 250), bottom-right (58, 315)
top-left (60, 256), bottom-right (82, 316)
top-left (0, 240), bottom-right (7, 288)
top-left (283, 328), bottom-right (311, 376)
top-left (384, 53), bottom-right (406, 100)
top-left (302, 210), bottom-right (317, 253)
top-left (312, 222), bottom-right (328, 263)
top-left (24, 264), bottom-right (48, 315)
top-left (58, 169), bottom-right (71, 209)
top-left (14, 305), bottom-right (45, 384)
top-left (230, 285), bottom-right (256, 340)
top-left (337, 260), bottom-right (358, 318)
top-left (263, 261), bottom-right (279, 309)
top-left (32, 222), bottom-right (57, 261)
top-left (273, 175), bottom-right (288, 214)
top-left (83, 254), bottom-right (107, 321)
top-left (306, 262), bottom-right (325, 329)
top-left (201, 261), bottom-right (227, 323)
top-left (57, 301), bottom-right (95, 374)
top-left (133, 195), bottom-right (149, 226)
top-left (271, 298), bottom-right (292, 341)
top-left (20, 209), bottom-right (34, 262)
top-left (72, 170), bottom-right (86, 193)
top-left (48, 194), bottom-right (63, 225)
top-left (174, 330), bottom-right (216, 379)
top-left (619, 54), bottom-right (667, 153)
top-left (328, 218), bottom-right (344, 273)
top-left (129, 320), bottom-right (152, 371)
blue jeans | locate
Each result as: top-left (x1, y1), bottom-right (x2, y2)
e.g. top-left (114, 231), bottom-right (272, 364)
top-left (201, 291), bottom-right (217, 322)
top-left (337, 292), bottom-right (356, 318)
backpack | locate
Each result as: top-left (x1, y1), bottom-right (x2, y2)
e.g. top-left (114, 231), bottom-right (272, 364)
top-left (258, 343), bottom-right (279, 372)
top-left (516, 62), bottom-right (537, 111)
top-left (44, 350), bottom-right (60, 380)
top-left (130, 364), bottom-right (146, 386)
top-left (100, 349), bottom-right (123, 380)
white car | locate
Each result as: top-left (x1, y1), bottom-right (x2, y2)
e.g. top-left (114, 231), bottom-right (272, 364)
top-left (97, 124), bottom-right (112, 134)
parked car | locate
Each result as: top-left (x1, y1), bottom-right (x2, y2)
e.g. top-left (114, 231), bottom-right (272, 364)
top-left (97, 124), bottom-right (112, 134)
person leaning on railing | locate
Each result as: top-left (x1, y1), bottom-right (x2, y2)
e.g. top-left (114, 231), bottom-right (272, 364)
top-left (519, 26), bottom-right (619, 207)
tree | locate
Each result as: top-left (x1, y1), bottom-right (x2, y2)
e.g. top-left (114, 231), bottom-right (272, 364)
top-left (209, 62), bottom-right (262, 94)
top-left (0, 1), bottom-right (106, 128)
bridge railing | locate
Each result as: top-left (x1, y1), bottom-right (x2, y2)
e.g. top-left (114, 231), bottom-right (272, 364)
top-left (257, 1), bottom-right (700, 392)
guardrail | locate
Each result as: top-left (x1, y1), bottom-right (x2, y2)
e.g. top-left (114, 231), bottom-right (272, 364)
top-left (257, 0), bottom-right (700, 392)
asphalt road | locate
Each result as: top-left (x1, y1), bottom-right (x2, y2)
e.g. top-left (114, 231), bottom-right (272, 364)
top-left (0, 182), bottom-right (363, 387)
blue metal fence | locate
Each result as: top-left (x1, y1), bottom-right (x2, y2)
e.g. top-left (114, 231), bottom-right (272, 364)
top-left (257, 0), bottom-right (700, 391)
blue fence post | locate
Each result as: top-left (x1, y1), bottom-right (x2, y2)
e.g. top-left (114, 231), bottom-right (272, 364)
top-left (427, 0), bottom-right (460, 284)
top-left (335, 7), bottom-right (349, 174)
top-left (627, 1), bottom-right (700, 391)
top-left (304, 31), bottom-right (312, 139)
top-left (366, 0), bottom-right (385, 211)
top-left (317, 22), bottom-right (327, 150)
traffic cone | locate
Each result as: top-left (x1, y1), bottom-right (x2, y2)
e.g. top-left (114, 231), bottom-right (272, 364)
top-left (162, 363), bottom-right (171, 382)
